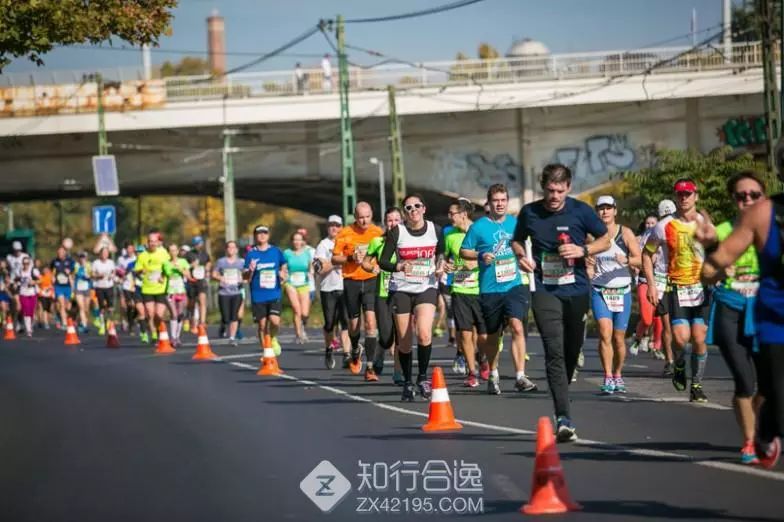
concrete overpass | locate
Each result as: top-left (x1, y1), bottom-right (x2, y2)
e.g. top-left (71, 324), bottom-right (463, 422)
top-left (0, 41), bottom-right (772, 216)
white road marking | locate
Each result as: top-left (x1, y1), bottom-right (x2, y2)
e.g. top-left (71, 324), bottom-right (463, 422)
top-left (219, 360), bottom-right (784, 482)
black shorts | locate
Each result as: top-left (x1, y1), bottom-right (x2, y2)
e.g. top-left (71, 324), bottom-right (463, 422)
top-left (452, 292), bottom-right (487, 334)
top-left (656, 291), bottom-right (670, 317)
top-left (252, 300), bottom-right (281, 321)
top-left (343, 278), bottom-right (377, 319)
top-left (122, 290), bottom-right (136, 304)
top-left (219, 293), bottom-right (243, 322)
top-left (321, 290), bottom-right (349, 332)
top-left (187, 280), bottom-right (208, 299)
top-left (438, 281), bottom-right (450, 296)
top-left (390, 287), bottom-right (439, 315)
top-left (95, 288), bottom-right (113, 309)
top-left (668, 285), bottom-right (711, 326)
top-left (39, 296), bottom-right (53, 312)
top-left (480, 285), bottom-right (530, 335)
top-left (142, 293), bottom-right (167, 304)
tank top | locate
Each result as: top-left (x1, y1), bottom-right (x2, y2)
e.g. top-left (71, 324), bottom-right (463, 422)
top-left (716, 221), bottom-right (759, 296)
top-left (757, 198), bottom-right (784, 343)
top-left (389, 221), bottom-right (439, 294)
top-left (592, 225), bottom-right (631, 289)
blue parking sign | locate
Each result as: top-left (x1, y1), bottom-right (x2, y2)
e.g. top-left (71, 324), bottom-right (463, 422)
top-left (92, 205), bottom-right (116, 235)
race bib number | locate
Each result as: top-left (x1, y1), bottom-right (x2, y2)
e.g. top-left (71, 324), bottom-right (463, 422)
top-left (56, 273), bottom-right (69, 285)
top-left (654, 273), bottom-right (668, 299)
top-left (193, 266), bottom-right (206, 280)
top-left (677, 283), bottom-right (704, 307)
top-left (541, 252), bottom-right (575, 285)
top-left (494, 257), bottom-right (517, 283)
top-left (354, 244), bottom-right (369, 263)
top-left (730, 280), bottom-right (759, 298)
top-left (404, 258), bottom-right (433, 283)
top-left (122, 275), bottom-right (134, 291)
top-left (259, 269), bottom-right (277, 289)
top-left (601, 287), bottom-right (627, 313)
top-left (168, 277), bottom-right (185, 294)
top-left (453, 268), bottom-right (478, 288)
top-left (76, 280), bottom-right (89, 292)
top-left (289, 271), bottom-right (307, 287)
top-left (223, 269), bottom-right (240, 286)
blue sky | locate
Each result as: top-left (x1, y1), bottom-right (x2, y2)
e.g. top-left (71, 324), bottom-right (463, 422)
top-left (5, 0), bottom-right (730, 74)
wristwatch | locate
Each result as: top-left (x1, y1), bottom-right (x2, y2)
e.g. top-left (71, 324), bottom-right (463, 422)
top-left (582, 245), bottom-right (589, 257)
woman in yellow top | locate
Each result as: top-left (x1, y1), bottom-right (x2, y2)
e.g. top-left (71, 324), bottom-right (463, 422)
top-left (284, 231), bottom-right (315, 344)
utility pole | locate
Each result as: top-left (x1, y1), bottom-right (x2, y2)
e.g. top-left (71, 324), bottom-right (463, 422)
top-left (222, 129), bottom-right (238, 241)
top-left (95, 73), bottom-right (108, 156)
top-left (387, 85), bottom-right (406, 207)
top-left (760, 0), bottom-right (781, 171)
top-left (336, 15), bottom-right (357, 224)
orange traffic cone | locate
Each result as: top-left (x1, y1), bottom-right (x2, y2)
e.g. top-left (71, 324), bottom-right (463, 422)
top-left (106, 320), bottom-right (120, 348)
top-left (154, 322), bottom-right (175, 355)
top-left (257, 333), bottom-right (283, 375)
top-left (64, 318), bottom-right (80, 345)
top-left (422, 367), bottom-right (463, 432)
top-left (521, 417), bottom-right (582, 515)
top-left (192, 324), bottom-right (217, 361)
top-left (3, 316), bottom-right (16, 340)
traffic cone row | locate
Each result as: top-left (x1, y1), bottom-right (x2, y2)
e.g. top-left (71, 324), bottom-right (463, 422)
top-left (192, 324), bottom-right (216, 361)
top-left (4, 316), bottom-right (15, 340)
top-left (64, 318), bottom-right (80, 345)
top-left (154, 322), bottom-right (175, 355)
top-left (257, 334), bottom-right (283, 376)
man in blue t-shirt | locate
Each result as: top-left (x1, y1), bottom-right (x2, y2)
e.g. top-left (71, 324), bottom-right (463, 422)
top-left (461, 184), bottom-right (536, 396)
top-left (50, 246), bottom-right (76, 329)
top-left (512, 163), bottom-right (610, 443)
top-left (244, 224), bottom-right (288, 354)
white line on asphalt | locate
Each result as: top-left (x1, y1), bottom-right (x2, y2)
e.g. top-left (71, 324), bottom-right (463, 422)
top-left (220, 360), bottom-right (784, 482)
top-left (583, 376), bottom-right (732, 411)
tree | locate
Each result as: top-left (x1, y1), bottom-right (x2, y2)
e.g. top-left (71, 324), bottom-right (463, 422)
top-left (731, 0), bottom-right (780, 42)
top-left (617, 147), bottom-right (773, 226)
top-left (0, 0), bottom-right (177, 71)
top-left (158, 56), bottom-right (210, 78)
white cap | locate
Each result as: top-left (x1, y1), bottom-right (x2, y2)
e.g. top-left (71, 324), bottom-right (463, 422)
top-left (327, 214), bottom-right (343, 225)
top-left (11, 241), bottom-right (22, 251)
top-left (596, 195), bottom-right (616, 207)
top-left (658, 199), bottom-right (676, 218)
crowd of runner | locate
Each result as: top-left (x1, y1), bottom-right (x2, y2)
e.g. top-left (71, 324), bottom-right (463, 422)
top-left (2, 162), bottom-right (781, 469)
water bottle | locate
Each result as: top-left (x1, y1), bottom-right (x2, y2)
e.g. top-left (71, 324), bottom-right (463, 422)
top-left (557, 231), bottom-right (574, 267)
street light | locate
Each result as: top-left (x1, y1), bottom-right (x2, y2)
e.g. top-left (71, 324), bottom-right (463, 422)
top-left (369, 157), bottom-right (386, 216)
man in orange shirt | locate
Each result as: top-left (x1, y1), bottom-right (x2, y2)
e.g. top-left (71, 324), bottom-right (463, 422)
top-left (332, 202), bottom-right (384, 378)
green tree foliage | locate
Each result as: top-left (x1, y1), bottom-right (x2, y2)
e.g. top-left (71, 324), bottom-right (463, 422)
top-left (0, 0), bottom-right (177, 71)
top-left (731, 0), bottom-right (780, 42)
top-left (158, 56), bottom-right (210, 78)
top-left (618, 147), bottom-right (773, 226)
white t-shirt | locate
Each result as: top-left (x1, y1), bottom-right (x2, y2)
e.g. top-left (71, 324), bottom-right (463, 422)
top-left (7, 253), bottom-right (29, 279)
top-left (91, 259), bottom-right (116, 289)
top-left (321, 58), bottom-right (332, 78)
top-left (315, 237), bottom-right (343, 292)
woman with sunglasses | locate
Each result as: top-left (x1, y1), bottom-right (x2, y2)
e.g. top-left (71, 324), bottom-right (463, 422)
top-left (701, 171), bottom-right (767, 464)
top-left (378, 194), bottom-right (445, 401)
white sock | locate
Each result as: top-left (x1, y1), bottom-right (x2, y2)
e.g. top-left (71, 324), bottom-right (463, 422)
top-left (491, 368), bottom-right (499, 379)
top-left (23, 316), bottom-right (32, 333)
top-left (170, 320), bottom-right (178, 340)
top-left (516, 370), bottom-right (526, 380)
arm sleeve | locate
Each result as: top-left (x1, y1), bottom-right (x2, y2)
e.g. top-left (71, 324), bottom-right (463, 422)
top-left (512, 209), bottom-right (528, 243)
top-left (434, 224), bottom-right (445, 257)
top-left (378, 227), bottom-right (400, 272)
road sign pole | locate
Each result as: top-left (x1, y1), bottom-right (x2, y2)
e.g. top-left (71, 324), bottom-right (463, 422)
top-left (337, 15), bottom-right (357, 224)
top-left (761, 0), bottom-right (780, 171)
top-left (222, 130), bottom-right (237, 241)
top-left (96, 73), bottom-right (108, 156)
top-left (387, 85), bottom-right (406, 206)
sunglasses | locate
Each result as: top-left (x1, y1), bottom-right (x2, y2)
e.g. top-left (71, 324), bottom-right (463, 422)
top-left (404, 203), bottom-right (424, 212)
top-left (675, 191), bottom-right (695, 198)
top-left (733, 191), bottom-right (763, 202)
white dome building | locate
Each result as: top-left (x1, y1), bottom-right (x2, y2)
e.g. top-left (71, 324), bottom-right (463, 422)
top-left (506, 39), bottom-right (552, 79)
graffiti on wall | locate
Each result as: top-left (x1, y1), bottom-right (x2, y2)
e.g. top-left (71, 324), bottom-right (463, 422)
top-left (717, 116), bottom-right (767, 149)
top-left (466, 153), bottom-right (521, 188)
top-left (429, 149), bottom-right (523, 199)
top-left (549, 134), bottom-right (652, 192)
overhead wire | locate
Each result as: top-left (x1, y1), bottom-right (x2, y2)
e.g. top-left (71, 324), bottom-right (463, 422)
top-left (344, 0), bottom-right (486, 24)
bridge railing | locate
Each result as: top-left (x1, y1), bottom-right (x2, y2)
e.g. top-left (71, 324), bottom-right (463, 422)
top-left (0, 41), bottom-right (768, 116)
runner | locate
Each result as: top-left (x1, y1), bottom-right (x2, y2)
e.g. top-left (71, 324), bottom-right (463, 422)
top-left (15, 256), bottom-right (39, 337)
top-left (186, 236), bottom-right (211, 329)
top-left (378, 194), bottom-right (445, 401)
top-left (51, 246), bottom-right (75, 330)
top-left (116, 243), bottom-right (137, 333)
top-left (73, 252), bottom-right (92, 333)
top-left (651, 200), bottom-right (677, 375)
top-left (587, 195), bottom-right (641, 395)
top-left (284, 231), bottom-right (315, 344)
top-left (244, 225), bottom-right (287, 355)
top-left (166, 243), bottom-right (190, 347)
top-left (463, 184), bottom-right (537, 396)
top-left (512, 164), bottom-right (611, 442)
top-left (630, 213), bottom-right (662, 357)
top-left (331, 202), bottom-right (383, 377)
top-left (134, 232), bottom-right (171, 340)
top-left (644, 179), bottom-right (711, 403)
top-left (444, 199), bottom-right (485, 388)
top-left (214, 240), bottom-right (245, 346)
top-left (361, 207), bottom-right (404, 382)
top-left (700, 178), bottom-right (784, 469)
top-left (37, 265), bottom-right (54, 329)
top-left (91, 247), bottom-right (116, 335)
top-left (0, 260), bottom-right (11, 324)
top-left (700, 171), bottom-right (766, 464)
top-left (315, 215), bottom-right (351, 369)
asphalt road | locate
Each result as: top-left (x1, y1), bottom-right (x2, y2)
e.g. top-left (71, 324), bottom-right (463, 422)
top-left (1, 326), bottom-right (782, 522)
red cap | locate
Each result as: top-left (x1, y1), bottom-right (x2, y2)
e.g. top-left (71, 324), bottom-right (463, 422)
top-left (674, 180), bottom-right (697, 193)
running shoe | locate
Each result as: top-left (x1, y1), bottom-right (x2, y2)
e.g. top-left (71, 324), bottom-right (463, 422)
top-left (43, 323), bottom-right (51, 330)
top-left (417, 377), bottom-right (432, 400)
top-left (614, 377), bottom-right (627, 394)
top-left (182, 320), bottom-right (190, 333)
top-left (640, 336), bottom-right (650, 353)
top-left (487, 376), bottom-right (501, 395)
top-left (373, 357), bottom-right (385, 376)
top-left (219, 324), bottom-right (226, 339)
top-left (236, 328), bottom-right (244, 340)
top-left (452, 354), bottom-right (467, 376)
top-left (463, 374), bottom-right (479, 388)
top-left (342, 353), bottom-right (351, 369)
top-left (447, 336), bottom-right (456, 347)
top-left (514, 375), bottom-right (537, 392)
top-left (525, 352), bottom-right (530, 362)
top-left (392, 370), bottom-right (405, 386)
top-left (741, 440), bottom-right (760, 465)
top-left (364, 368), bottom-right (379, 382)
top-left (401, 382), bottom-right (416, 402)
top-left (555, 416), bottom-right (578, 443)
top-left (294, 335), bottom-right (304, 345)
top-left (77, 325), bottom-right (88, 334)
top-left (629, 339), bottom-right (640, 356)
top-left (151, 329), bottom-right (158, 341)
top-left (652, 349), bottom-right (666, 360)
top-left (98, 325), bottom-right (106, 336)
top-left (325, 348), bottom-right (335, 369)
top-left (271, 336), bottom-right (281, 357)
top-left (663, 361), bottom-right (674, 377)
top-left (756, 437), bottom-right (782, 469)
top-left (139, 331), bottom-right (150, 344)
top-left (577, 350), bottom-right (585, 368)
top-left (479, 361), bottom-right (490, 381)
top-left (689, 384), bottom-right (708, 403)
top-left (433, 326), bottom-right (445, 338)
top-left (571, 368), bottom-right (579, 383)
top-left (349, 358), bottom-right (362, 375)
top-left (600, 377), bottom-right (615, 395)
top-left (229, 338), bottom-right (238, 347)
top-left (671, 360), bottom-right (687, 391)
top-left (301, 331), bottom-right (309, 343)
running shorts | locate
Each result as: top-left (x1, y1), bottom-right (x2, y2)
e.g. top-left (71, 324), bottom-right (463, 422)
top-left (252, 300), bottom-right (281, 320)
top-left (452, 292), bottom-right (487, 334)
top-left (343, 277), bottom-right (377, 319)
top-left (668, 284), bottom-right (711, 327)
top-left (390, 287), bottom-right (438, 315)
top-left (480, 285), bottom-right (530, 335)
top-left (590, 286), bottom-right (632, 331)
